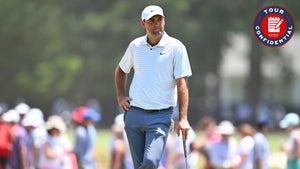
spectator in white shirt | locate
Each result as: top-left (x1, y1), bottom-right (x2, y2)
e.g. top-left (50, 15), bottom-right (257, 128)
top-left (236, 123), bottom-right (256, 169)
top-left (210, 120), bottom-right (239, 169)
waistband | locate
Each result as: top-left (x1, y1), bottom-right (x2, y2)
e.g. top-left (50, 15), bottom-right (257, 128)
top-left (131, 106), bottom-right (173, 113)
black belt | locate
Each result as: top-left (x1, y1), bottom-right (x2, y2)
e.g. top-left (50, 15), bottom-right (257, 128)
top-left (131, 106), bottom-right (173, 113)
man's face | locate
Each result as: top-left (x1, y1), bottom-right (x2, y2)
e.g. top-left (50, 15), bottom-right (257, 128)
top-left (142, 15), bottom-right (165, 36)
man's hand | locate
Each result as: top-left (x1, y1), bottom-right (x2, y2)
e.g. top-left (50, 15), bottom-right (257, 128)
top-left (117, 96), bottom-right (132, 112)
top-left (176, 119), bottom-right (190, 140)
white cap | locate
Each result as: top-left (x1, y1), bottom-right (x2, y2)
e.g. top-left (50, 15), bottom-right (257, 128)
top-left (22, 115), bottom-right (40, 127)
top-left (15, 103), bottom-right (30, 115)
top-left (280, 113), bottom-right (300, 128)
top-left (27, 108), bottom-right (45, 126)
top-left (141, 5), bottom-right (164, 21)
top-left (46, 115), bottom-right (67, 132)
top-left (2, 109), bottom-right (20, 123)
top-left (217, 120), bottom-right (235, 135)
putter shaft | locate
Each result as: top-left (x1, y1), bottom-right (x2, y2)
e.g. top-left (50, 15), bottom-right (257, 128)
top-left (182, 139), bottom-right (188, 169)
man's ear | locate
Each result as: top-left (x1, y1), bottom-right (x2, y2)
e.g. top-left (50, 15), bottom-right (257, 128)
top-left (141, 20), bottom-right (145, 28)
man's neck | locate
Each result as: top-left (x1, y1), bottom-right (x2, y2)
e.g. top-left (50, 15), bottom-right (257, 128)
top-left (147, 33), bottom-right (164, 46)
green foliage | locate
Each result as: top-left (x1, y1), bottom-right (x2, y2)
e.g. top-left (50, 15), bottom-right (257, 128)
top-left (0, 0), bottom-right (299, 125)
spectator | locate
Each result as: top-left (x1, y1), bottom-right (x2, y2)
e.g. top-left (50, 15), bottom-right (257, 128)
top-left (209, 120), bottom-right (239, 169)
top-left (110, 124), bottom-right (126, 169)
top-left (73, 108), bottom-right (101, 169)
top-left (9, 112), bottom-right (39, 169)
top-left (254, 120), bottom-right (271, 169)
top-left (279, 113), bottom-right (300, 169)
top-left (14, 102), bottom-right (30, 123)
top-left (39, 115), bottom-right (74, 169)
top-left (192, 116), bottom-right (221, 169)
top-left (27, 108), bottom-right (47, 168)
top-left (236, 123), bottom-right (255, 169)
top-left (0, 109), bottom-right (13, 169)
top-left (112, 113), bottom-right (134, 169)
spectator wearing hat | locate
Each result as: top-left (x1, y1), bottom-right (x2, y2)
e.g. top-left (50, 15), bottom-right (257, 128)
top-left (209, 120), bottom-right (239, 169)
top-left (14, 102), bottom-right (30, 124)
top-left (27, 108), bottom-right (47, 169)
top-left (2, 110), bottom-right (23, 169)
top-left (73, 108), bottom-right (101, 169)
top-left (279, 113), bottom-right (300, 169)
top-left (39, 115), bottom-right (74, 169)
top-left (254, 120), bottom-right (271, 169)
top-left (9, 111), bottom-right (39, 169)
top-left (0, 108), bottom-right (13, 169)
top-left (28, 108), bottom-right (46, 148)
top-left (3, 109), bottom-right (22, 142)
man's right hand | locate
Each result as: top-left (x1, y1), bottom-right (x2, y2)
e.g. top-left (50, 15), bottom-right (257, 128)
top-left (117, 96), bottom-right (132, 112)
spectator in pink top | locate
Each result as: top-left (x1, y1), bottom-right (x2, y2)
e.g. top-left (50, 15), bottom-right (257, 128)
top-left (0, 108), bottom-right (13, 169)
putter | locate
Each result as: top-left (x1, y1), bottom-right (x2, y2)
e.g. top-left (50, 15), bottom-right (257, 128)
top-left (182, 138), bottom-right (189, 169)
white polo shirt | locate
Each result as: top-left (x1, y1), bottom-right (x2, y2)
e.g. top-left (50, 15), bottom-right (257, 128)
top-left (239, 136), bottom-right (255, 169)
top-left (119, 32), bottom-right (192, 109)
top-left (210, 138), bottom-right (238, 168)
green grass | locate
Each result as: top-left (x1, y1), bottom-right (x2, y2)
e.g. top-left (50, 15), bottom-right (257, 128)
top-left (68, 129), bottom-right (288, 169)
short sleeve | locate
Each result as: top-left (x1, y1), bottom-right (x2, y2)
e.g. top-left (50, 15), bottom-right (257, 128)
top-left (119, 43), bottom-right (134, 74)
top-left (254, 135), bottom-right (263, 159)
top-left (239, 136), bottom-right (254, 154)
top-left (173, 44), bottom-right (192, 79)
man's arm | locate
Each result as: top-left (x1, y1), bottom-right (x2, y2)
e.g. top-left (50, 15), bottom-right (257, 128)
top-left (115, 66), bottom-right (132, 111)
top-left (255, 159), bottom-right (263, 169)
top-left (175, 77), bottom-right (190, 140)
top-left (293, 131), bottom-right (300, 157)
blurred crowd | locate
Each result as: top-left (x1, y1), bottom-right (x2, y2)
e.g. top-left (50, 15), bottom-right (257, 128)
top-left (111, 111), bottom-right (300, 169)
top-left (1, 101), bottom-right (300, 169)
top-left (0, 102), bottom-right (100, 169)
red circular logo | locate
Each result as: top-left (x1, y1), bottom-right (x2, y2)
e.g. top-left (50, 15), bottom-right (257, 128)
top-left (261, 14), bottom-right (287, 39)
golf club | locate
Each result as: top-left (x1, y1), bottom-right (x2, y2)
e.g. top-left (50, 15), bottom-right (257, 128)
top-left (182, 138), bottom-right (189, 169)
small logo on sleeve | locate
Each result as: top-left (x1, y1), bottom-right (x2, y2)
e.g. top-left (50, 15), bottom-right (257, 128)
top-left (253, 5), bottom-right (295, 47)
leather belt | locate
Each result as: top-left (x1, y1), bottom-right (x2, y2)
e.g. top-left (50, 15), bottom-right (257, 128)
top-left (131, 106), bottom-right (173, 113)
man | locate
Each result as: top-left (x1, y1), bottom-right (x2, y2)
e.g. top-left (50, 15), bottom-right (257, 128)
top-left (114, 5), bottom-right (192, 169)
top-left (236, 123), bottom-right (255, 169)
top-left (279, 113), bottom-right (300, 169)
top-left (254, 120), bottom-right (270, 169)
top-left (193, 116), bottom-right (221, 169)
top-left (209, 120), bottom-right (239, 169)
top-left (9, 111), bottom-right (39, 169)
top-left (0, 108), bottom-right (13, 169)
top-left (73, 108), bottom-right (101, 169)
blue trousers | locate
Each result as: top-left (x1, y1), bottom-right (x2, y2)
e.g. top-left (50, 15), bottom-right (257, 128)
top-left (124, 107), bottom-right (173, 169)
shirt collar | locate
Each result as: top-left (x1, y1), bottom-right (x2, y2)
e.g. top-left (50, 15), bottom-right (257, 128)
top-left (142, 32), bottom-right (169, 47)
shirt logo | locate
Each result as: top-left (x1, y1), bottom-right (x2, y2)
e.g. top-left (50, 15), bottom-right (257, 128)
top-left (253, 5), bottom-right (295, 47)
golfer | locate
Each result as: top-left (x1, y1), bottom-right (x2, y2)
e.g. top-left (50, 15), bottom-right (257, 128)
top-left (115, 5), bottom-right (192, 169)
